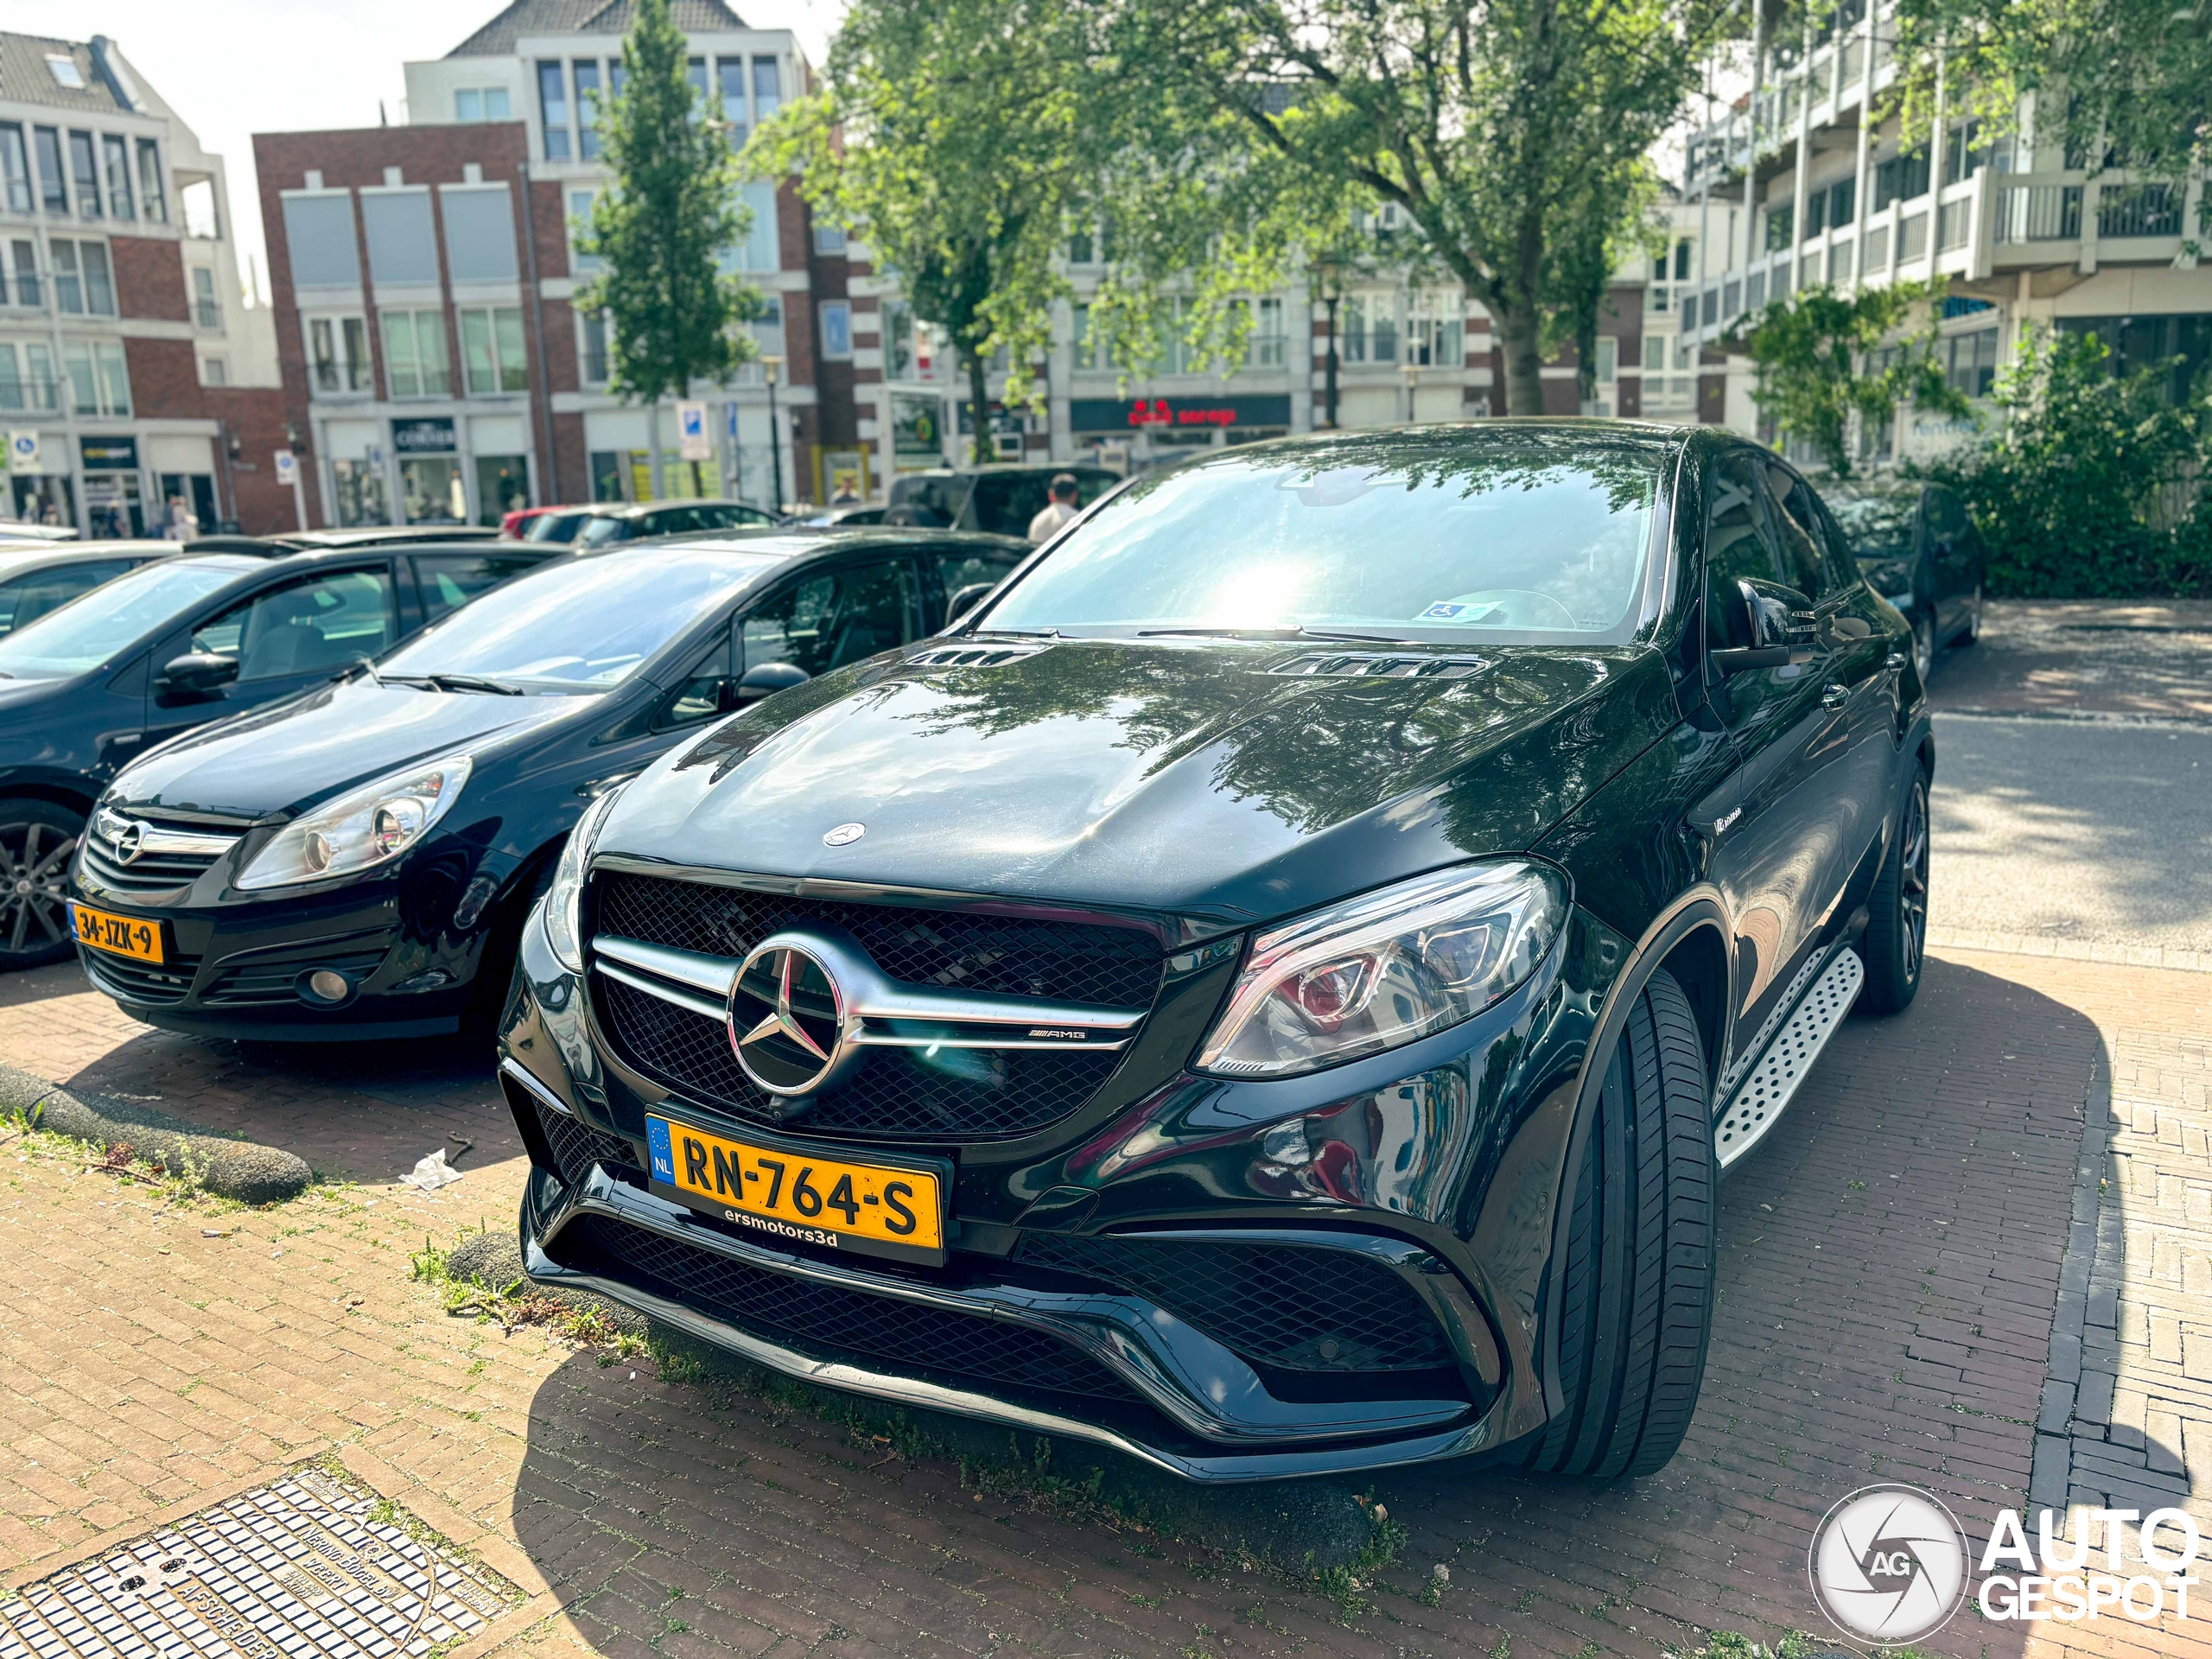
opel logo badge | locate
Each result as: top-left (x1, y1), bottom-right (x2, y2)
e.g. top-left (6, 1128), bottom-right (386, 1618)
top-left (107, 819), bottom-right (144, 865)
top-left (728, 938), bottom-right (852, 1100)
top-left (823, 822), bottom-right (865, 847)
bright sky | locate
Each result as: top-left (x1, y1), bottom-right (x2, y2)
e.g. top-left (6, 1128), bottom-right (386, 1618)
top-left (10, 0), bottom-right (842, 301)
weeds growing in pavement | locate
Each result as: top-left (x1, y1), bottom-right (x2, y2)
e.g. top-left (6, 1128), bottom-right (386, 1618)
top-left (407, 1230), bottom-right (645, 1357)
top-left (1664, 1632), bottom-right (1878, 1659)
top-left (1, 1109), bottom-right (237, 1211)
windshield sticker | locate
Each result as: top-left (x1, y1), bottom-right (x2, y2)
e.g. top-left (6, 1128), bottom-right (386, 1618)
top-left (1418, 601), bottom-right (1507, 624)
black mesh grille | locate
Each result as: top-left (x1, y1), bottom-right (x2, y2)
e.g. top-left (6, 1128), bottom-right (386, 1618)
top-left (81, 946), bottom-right (201, 1005)
top-left (594, 872), bottom-right (1164, 1009)
top-left (537, 1105), bottom-right (647, 1187)
top-left (550, 1212), bottom-right (1137, 1403)
top-left (1018, 1233), bottom-right (1453, 1374)
top-left (594, 977), bottom-right (1125, 1140)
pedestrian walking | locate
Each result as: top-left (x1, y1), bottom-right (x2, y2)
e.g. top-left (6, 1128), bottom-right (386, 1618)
top-left (1027, 473), bottom-right (1082, 543)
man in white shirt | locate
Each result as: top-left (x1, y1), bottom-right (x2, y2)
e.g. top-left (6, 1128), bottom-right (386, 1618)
top-left (1027, 474), bottom-right (1082, 543)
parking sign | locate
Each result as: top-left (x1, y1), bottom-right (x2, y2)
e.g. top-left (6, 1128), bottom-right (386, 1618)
top-left (6, 431), bottom-right (36, 474)
top-left (274, 450), bottom-right (298, 486)
top-left (677, 400), bottom-right (711, 461)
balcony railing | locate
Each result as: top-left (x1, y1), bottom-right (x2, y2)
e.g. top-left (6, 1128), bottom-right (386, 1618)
top-left (193, 299), bottom-right (222, 329)
top-left (1993, 184), bottom-right (2082, 242)
top-left (2098, 183), bottom-right (2181, 238)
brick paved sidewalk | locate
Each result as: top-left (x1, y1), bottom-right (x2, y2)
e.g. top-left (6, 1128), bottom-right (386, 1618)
top-left (2, 948), bottom-right (2205, 1657)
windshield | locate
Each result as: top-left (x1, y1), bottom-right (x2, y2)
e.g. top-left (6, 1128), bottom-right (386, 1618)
top-left (978, 436), bottom-right (1663, 643)
top-left (1828, 493), bottom-right (1916, 563)
top-left (0, 557), bottom-right (251, 681)
top-left (375, 549), bottom-right (780, 689)
top-left (525, 512), bottom-right (592, 543)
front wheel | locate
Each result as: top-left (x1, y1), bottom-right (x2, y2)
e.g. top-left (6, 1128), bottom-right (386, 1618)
top-left (0, 800), bottom-right (83, 970)
top-left (1858, 768), bottom-right (1930, 1015)
top-left (1524, 968), bottom-right (1715, 1479)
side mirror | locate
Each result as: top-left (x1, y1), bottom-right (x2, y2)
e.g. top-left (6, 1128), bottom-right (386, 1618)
top-left (946, 582), bottom-right (995, 624)
top-left (159, 652), bottom-right (239, 696)
top-left (1710, 580), bottom-right (1813, 674)
top-left (735, 661), bottom-right (810, 702)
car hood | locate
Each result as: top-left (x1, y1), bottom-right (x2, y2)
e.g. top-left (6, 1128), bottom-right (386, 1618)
top-left (601, 639), bottom-right (1680, 930)
top-left (107, 677), bottom-right (594, 820)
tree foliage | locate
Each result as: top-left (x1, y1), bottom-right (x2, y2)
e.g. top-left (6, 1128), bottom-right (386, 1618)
top-left (1726, 281), bottom-right (1971, 477)
top-left (574, 0), bottom-right (762, 421)
top-left (1916, 327), bottom-right (2212, 595)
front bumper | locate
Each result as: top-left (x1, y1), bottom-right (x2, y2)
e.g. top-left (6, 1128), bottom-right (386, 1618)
top-left (501, 895), bottom-right (1622, 1481)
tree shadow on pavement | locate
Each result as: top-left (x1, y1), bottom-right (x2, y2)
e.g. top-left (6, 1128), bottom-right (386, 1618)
top-left (498, 955), bottom-right (2099, 1657)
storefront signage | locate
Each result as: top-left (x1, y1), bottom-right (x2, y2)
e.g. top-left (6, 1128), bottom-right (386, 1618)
top-left (391, 417), bottom-right (457, 455)
top-left (1069, 395), bottom-right (1293, 432)
top-left (80, 436), bottom-right (140, 470)
top-left (891, 394), bottom-right (942, 458)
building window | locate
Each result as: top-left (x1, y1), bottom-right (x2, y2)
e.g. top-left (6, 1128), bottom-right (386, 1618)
top-left (814, 222), bottom-right (847, 256)
top-left (688, 59), bottom-right (709, 114)
top-left (537, 61), bottom-right (570, 161)
top-left (201, 356), bottom-right (227, 386)
top-left (734, 181), bottom-right (778, 270)
top-left (580, 311), bottom-right (609, 385)
top-left (382, 309), bottom-right (452, 397)
top-left (62, 339), bottom-right (130, 416)
top-left (0, 126), bottom-right (29, 214)
top-left (1764, 202), bottom-right (1793, 251)
top-left (136, 139), bottom-right (165, 223)
top-left (454, 87), bottom-right (512, 122)
top-left (884, 301), bottom-right (914, 378)
top-left (752, 58), bottom-right (781, 121)
top-left (1943, 327), bottom-right (1998, 397)
top-left (1594, 335), bottom-right (1619, 385)
top-left (1068, 229), bottom-right (1095, 264)
top-left (1406, 290), bottom-right (1460, 366)
top-left (101, 135), bottom-right (133, 219)
top-left (308, 315), bottom-right (372, 393)
top-left (717, 59), bottom-right (748, 147)
top-left (748, 296), bottom-right (784, 372)
top-left (459, 306), bottom-right (528, 393)
top-left (574, 61), bottom-right (603, 161)
top-left (46, 54), bottom-right (84, 90)
top-left (567, 188), bottom-right (601, 273)
top-left (1340, 292), bottom-right (1398, 364)
top-left (1827, 177), bottom-right (1855, 229)
top-left (49, 241), bottom-right (115, 316)
top-left (362, 188), bottom-right (438, 286)
top-left (33, 129), bottom-right (66, 214)
top-left (67, 131), bottom-right (99, 219)
top-left (181, 178), bottom-right (219, 238)
top-left (820, 300), bottom-right (852, 359)
top-left (1873, 149), bottom-right (1931, 213)
top-left (191, 266), bottom-right (220, 329)
top-left (3, 238), bottom-right (40, 307)
top-left (0, 342), bottom-right (62, 412)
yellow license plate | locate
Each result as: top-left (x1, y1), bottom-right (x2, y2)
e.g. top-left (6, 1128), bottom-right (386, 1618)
top-left (70, 901), bottom-right (164, 963)
top-left (647, 1116), bottom-right (946, 1265)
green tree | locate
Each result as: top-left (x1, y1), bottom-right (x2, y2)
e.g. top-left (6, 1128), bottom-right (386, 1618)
top-left (1116, 0), bottom-right (1737, 415)
top-left (1726, 282), bottom-right (1971, 476)
top-left (575, 0), bottom-right (762, 501)
top-left (753, 0), bottom-right (1095, 464)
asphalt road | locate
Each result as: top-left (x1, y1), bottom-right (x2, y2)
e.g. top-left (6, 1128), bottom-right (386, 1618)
top-left (1929, 709), bottom-right (2212, 957)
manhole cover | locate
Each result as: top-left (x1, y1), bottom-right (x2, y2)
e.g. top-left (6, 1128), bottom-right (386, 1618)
top-left (0, 1465), bottom-right (519, 1659)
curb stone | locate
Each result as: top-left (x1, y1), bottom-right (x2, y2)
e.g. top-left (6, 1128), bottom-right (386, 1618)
top-left (0, 1061), bottom-right (313, 1204)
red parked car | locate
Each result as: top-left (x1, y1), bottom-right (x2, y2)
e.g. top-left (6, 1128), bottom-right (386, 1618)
top-left (501, 506), bottom-right (564, 539)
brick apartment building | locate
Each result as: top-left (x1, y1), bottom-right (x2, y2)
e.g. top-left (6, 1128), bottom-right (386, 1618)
top-left (0, 30), bottom-right (288, 537)
top-left (253, 0), bottom-right (868, 528)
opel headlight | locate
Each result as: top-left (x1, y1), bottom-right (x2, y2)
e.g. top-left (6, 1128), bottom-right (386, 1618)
top-left (543, 785), bottom-right (624, 972)
top-left (236, 755), bottom-right (473, 891)
top-left (1194, 861), bottom-right (1568, 1079)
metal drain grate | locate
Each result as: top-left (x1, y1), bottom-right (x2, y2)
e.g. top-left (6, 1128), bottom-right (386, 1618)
top-left (1715, 948), bottom-right (1864, 1172)
top-left (0, 1465), bottom-right (519, 1659)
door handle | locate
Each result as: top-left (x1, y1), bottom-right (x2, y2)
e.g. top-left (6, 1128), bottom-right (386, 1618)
top-left (1821, 683), bottom-right (1848, 709)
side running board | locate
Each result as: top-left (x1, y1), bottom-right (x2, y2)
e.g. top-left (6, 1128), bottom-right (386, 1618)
top-left (1713, 947), bottom-right (1865, 1172)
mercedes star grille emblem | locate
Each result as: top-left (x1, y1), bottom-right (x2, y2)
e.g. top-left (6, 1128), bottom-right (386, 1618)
top-left (728, 936), bottom-right (856, 1102)
top-left (106, 818), bottom-right (144, 865)
top-left (823, 822), bottom-right (865, 847)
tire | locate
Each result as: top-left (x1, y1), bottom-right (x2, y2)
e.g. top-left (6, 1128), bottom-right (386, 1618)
top-left (1911, 611), bottom-right (1936, 685)
top-left (1525, 968), bottom-right (1715, 1480)
top-left (0, 799), bottom-right (84, 971)
top-left (1858, 766), bottom-right (1930, 1015)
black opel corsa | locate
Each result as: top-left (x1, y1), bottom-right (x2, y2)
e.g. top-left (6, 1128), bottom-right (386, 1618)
top-left (499, 422), bottom-right (1934, 1482)
top-left (73, 531), bottom-right (1027, 1038)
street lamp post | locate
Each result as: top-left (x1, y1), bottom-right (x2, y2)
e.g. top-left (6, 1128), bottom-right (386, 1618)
top-left (1400, 359), bottom-right (1423, 424)
top-left (761, 354), bottom-right (785, 512)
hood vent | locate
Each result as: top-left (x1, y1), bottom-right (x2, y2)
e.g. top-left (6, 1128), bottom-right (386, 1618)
top-left (1272, 651), bottom-right (1491, 681)
top-left (906, 642), bottom-right (1052, 669)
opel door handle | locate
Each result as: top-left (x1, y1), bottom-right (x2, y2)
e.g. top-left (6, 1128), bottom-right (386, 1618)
top-left (1821, 683), bottom-right (1848, 709)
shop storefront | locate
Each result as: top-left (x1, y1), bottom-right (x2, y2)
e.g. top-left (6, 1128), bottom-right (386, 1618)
top-left (322, 418), bottom-right (390, 527)
top-left (392, 417), bottom-right (465, 525)
top-left (80, 436), bottom-right (147, 538)
top-left (469, 414), bottom-right (532, 527)
top-left (151, 435), bottom-right (220, 537)
top-left (890, 393), bottom-right (947, 474)
top-left (1069, 395), bottom-right (1294, 470)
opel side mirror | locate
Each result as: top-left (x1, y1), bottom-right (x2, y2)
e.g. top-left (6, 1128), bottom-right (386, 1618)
top-left (736, 661), bottom-right (810, 702)
top-left (946, 582), bottom-right (995, 624)
top-left (159, 652), bottom-right (239, 696)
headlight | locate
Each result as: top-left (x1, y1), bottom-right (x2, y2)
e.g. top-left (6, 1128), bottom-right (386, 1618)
top-left (1193, 861), bottom-right (1568, 1079)
top-left (543, 785), bottom-right (624, 972)
top-left (235, 754), bottom-right (473, 891)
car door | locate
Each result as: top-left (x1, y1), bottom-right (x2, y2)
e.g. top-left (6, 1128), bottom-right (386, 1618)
top-left (140, 563), bottom-right (401, 752)
top-left (1699, 451), bottom-right (1854, 1043)
top-left (739, 554), bottom-right (925, 682)
top-left (1925, 486), bottom-right (1979, 638)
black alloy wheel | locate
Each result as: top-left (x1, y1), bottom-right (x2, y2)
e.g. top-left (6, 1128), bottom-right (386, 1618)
top-left (1524, 967), bottom-right (1715, 1480)
top-left (1858, 769), bottom-right (1929, 1014)
top-left (0, 801), bottom-right (83, 969)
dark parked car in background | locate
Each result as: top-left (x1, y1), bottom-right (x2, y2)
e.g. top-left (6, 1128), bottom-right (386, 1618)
top-left (0, 539), bottom-right (556, 969)
top-left (1827, 478), bottom-right (1985, 681)
top-left (883, 465), bottom-right (1122, 537)
top-left (528, 501), bottom-right (780, 547)
top-left (0, 543), bottom-right (174, 640)
top-left (500, 423), bottom-right (1933, 1484)
top-left (70, 531), bottom-right (1027, 1038)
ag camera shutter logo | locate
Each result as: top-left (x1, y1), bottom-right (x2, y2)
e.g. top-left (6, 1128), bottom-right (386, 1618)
top-left (1808, 1483), bottom-right (1970, 1645)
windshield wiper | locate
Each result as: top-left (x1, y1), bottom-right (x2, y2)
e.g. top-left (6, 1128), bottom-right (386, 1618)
top-left (381, 671), bottom-right (524, 696)
top-left (1134, 625), bottom-right (1419, 645)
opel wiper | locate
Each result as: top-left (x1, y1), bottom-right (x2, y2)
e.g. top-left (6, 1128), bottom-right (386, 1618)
top-left (427, 672), bottom-right (524, 696)
top-left (1135, 625), bottom-right (1418, 644)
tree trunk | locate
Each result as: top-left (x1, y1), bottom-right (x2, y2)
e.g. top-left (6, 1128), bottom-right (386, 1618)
top-left (966, 351), bottom-right (993, 467)
top-left (1324, 295), bottom-right (1341, 429)
top-left (1497, 303), bottom-right (1547, 416)
top-left (646, 403), bottom-right (665, 501)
